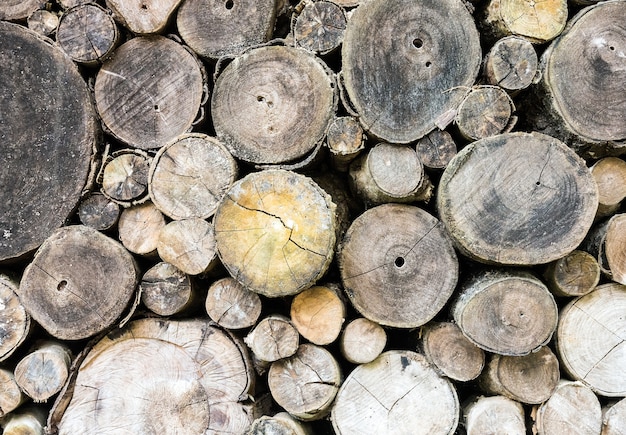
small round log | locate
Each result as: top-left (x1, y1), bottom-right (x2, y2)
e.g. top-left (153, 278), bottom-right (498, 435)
top-left (290, 284), bottom-right (346, 346)
top-left (340, 317), bottom-right (386, 365)
top-left (0, 1), bottom-right (45, 21)
top-left (603, 397), bottom-right (626, 435)
top-left (17, 225), bottom-right (139, 340)
top-left (157, 218), bottom-right (218, 276)
top-left (325, 116), bottom-right (365, 172)
top-left (454, 85), bottom-right (516, 141)
top-left (94, 35), bottom-right (205, 150)
top-left (331, 350), bottom-right (459, 434)
top-left (339, 203), bottom-right (458, 328)
top-left (293, 0), bottom-right (347, 55)
top-left (0, 369), bottom-right (26, 417)
top-left (139, 262), bottom-right (193, 317)
top-left (100, 150), bottom-right (151, 206)
top-left (543, 249), bottom-right (600, 297)
top-left (27, 10), bottom-right (59, 36)
top-left (0, 274), bottom-right (31, 362)
top-left (212, 46), bottom-right (335, 165)
top-left (605, 214), bottom-right (626, 285)
top-left (463, 395), bottom-right (526, 435)
top-left (14, 341), bottom-right (72, 402)
top-left (148, 133), bottom-right (238, 220)
top-left (437, 132), bottom-right (598, 265)
top-left (117, 202), bottom-right (166, 257)
top-left (77, 193), bottom-right (120, 231)
top-left (205, 277), bottom-right (262, 330)
top-left (1, 406), bottom-right (46, 435)
top-left (248, 412), bottom-right (312, 435)
top-left (268, 343), bottom-right (342, 421)
top-left (415, 129), bottom-right (458, 170)
top-left (483, 36), bottom-right (538, 92)
top-left (451, 269), bottom-right (558, 356)
top-left (244, 314), bottom-right (299, 363)
top-left (56, 3), bottom-right (119, 66)
top-left (591, 157), bottom-right (626, 218)
top-left (214, 169), bottom-right (337, 297)
top-left (105, 0), bottom-right (183, 34)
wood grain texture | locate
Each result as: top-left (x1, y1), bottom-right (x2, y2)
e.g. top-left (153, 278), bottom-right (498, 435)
top-left (139, 262), bottom-right (192, 316)
top-left (543, 249), bottom-right (600, 297)
top-left (483, 36), bottom-right (538, 91)
top-left (463, 395), bottom-right (526, 435)
top-left (118, 202), bottom-right (165, 257)
top-left (454, 85), bottom-right (515, 141)
top-left (339, 318), bottom-right (386, 365)
top-left (290, 284), bottom-right (345, 346)
top-left (157, 218), bottom-right (217, 275)
top-left (106, 0), bottom-right (183, 34)
top-left (0, 1), bottom-right (45, 21)
top-left (205, 277), bottom-right (262, 330)
top-left (415, 129), bottom-right (457, 170)
top-left (293, 0), bottom-right (346, 55)
top-left (0, 275), bottom-right (30, 362)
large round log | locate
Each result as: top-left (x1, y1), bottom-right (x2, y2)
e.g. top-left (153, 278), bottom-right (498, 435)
top-left (0, 22), bottom-right (97, 262)
top-left (341, 0), bottom-right (481, 143)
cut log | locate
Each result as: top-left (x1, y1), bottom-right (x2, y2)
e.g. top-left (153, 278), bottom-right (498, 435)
top-left (51, 318), bottom-right (255, 434)
top-left (0, 22), bottom-right (97, 262)
top-left (290, 284), bottom-right (346, 346)
top-left (349, 143), bottom-right (433, 206)
top-left (437, 132), bottom-right (598, 265)
top-left (214, 169), bottom-right (337, 297)
top-left (244, 315), bottom-right (299, 363)
top-left (478, 345), bottom-right (560, 404)
top-left (451, 269), bottom-right (558, 356)
top-left (211, 45), bottom-right (335, 165)
top-left (603, 397), bottom-right (626, 435)
top-left (117, 202), bottom-right (166, 257)
top-left (325, 116), bottom-right (365, 172)
top-left (1, 406), bottom-right (46, 435)
top-left (56, 3), bottom-right (119, 65)
top-left (77, 193), bottom-right (120, 231)
top-left (27, 10), bottom-right (59, 36)
top-left (454, 85), bottom-right (516, 141)
top-left (419, 321), bottom-right (485, 382)
top-left (339, 203), bottom-right (458, 328)
top-left (557, 282), bottom-right (626, 396)
top-left (331, 350), bottom-right (459, 434)
top-left (415, 129), bottom-right (458, 170)
top-left (105, 0), bottom-right (183, 34)
top-left (0, 274), bottom-right (31, 362)
top-left (591, 157), bottom-right (626, 218)
top-left (0, 369), bottom-right (26, 417)
top-left (339, 317), bottom-right (387, 365)
top-left (59, 0), bottom-right (89, 9)
top-left (177, 0), bottom-right (277, 59)
top-left (205, 277), bottom-right (262, 330)
top-left (268, 343), bottom-right (341, 421)
top-left (139, 262), bottom-right (193, 316)
top-left (483, 36), bottom-right (538, 92)
top-left (94, 35), bottom-right (205, 150)
top-left (293, 0), bottom-right (347, 55)
top-left (543, 249), bottom-right (600, 297)
top-left (604, 214), bottom-right (626, 284)
top-left (148, 133), bottom-right (238, 220)
top-left (14, 341), bottom-right (72, 403)
top-left (157, 218), bottom-right (218, 276)
top-left (0, 1), bottom-right (45, 21)
top-left (532, 380), bottom-right (602, 435)
top-left (341, 0), bottom-right (481, 143)
top-left (463, 395), bottom-right (526, 435)
top-left (247, 412), bottom-right (312, 435)
top-left (100, 149), bottom-right (151, 206)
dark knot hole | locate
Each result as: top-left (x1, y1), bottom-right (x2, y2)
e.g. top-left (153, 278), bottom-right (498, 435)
top-left (225, 0), bottom-right (234, 9)
top-left (57, 280), bottom-right (68, 291)
top-left (395, 257), bottom-right (405, 268)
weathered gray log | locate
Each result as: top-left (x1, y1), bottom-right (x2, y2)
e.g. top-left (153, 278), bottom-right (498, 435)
top-left (293, 0), bottom-right (346, 55)
top-left (0, 1), bottom-right (45, 21)
top-left (415, 129), bottom-right (458, 170)
top-left (27, 10), bottom-right (59, 36)
top-left (454, 85), bottom-right (516, 141)
top-left (483, 36), bottom-right (538, 92)
top-left (325, 116), bottom-right (365, 172)
top-left (139, 262), bottom-right (193, 316)
top-left (105, 0), bottom-right (183, 34)
top-left (14, 341), bottom-right (72, 403)
top-left (77, 193), bottom-right (120, 231)
top-left (0, 274), bottom-right (31, 362)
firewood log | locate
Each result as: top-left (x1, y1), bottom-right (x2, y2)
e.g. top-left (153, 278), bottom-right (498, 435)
top-left (205, 277), bottom-right (262, 330)
top-left (454, 85), bottom-right (516, 141)
top-left (0, 1), bottom-right (45, 21)
top-left (139, 262), bottom-right (193, 317)
top-left (339, 317), bottom-right (387, 365)
top-left (463, 395), bottom-right (526, 435)
top-left (602, 397), bottom-right (626, 435)
top-left (244, 315), bottom-right (299, 363)
top-left (100, 149), bottom-right (151, 206)
top-left (117, 202), bottom-right (165, 257)
top-left (543, 249), bottom-right (600, 297)
top-left (0, 274), bottom-right (31, 362)
top-left (14, 341), bottom-right (72, 403)
top-left (591, 157), bottom-right (626, 218)
top-left (1, 406), bottom-right (46, 435)
top-left (415, 129), bottom-right (458, 170)
top-left (157, 218), bottom-right (218, 276)
top-left (290, 284), bottom-right (346, 346)
top-left (293, 0), bottom-right (347, 55)
top-left (105, 0), bottom-right (183, 34)
top-left (482, 36), bottom-right (538, 92)
top-left (0, 369), bottom-right (25, 417)
top-left (77, 193), bottom-right (120, 231)
top-left (27, 10), bottom-right (58, 36)
top-left (247, 412), bottom-right (312, 435)
top-left (325, 116), bottom-right (365, 172)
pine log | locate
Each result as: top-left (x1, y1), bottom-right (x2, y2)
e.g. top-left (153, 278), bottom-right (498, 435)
top-left (56, 3), bottom-right (119, 66)
top-left (100, 150), bottom-right (151, 206)
top-left (214, 170), bottom-right (337, 297)
top-left (591, 157), bottom-right (626, 218)
top-left (148, 133), bottom-right (238, 220)
top-left (17, 225), bottom-right (138, 340)
top-left (339, 317), bottom-right (386, 365)
top-left (117, 202), bottom-right (165, 257)
top-left (0, 1), bottom-right (45, 21)
top-left (339, 203), bottom-right (458, 328)
top-left (157, 218), bottom-right (218, 276)
top-left (532, 380), bottom-right (602, 435)
top-left (437, 132), bottom-right (598, 265)
top-left (94, 35), bottom-right (205, 150)
top-left (543, 249), bottom-right (600, 297)
top-left (205, 277), bottom-right (262, 330)
top-left (454, 85), bottom-right (516, 141)
top-left (451, 269), bottom-right (558, 356)
top-left (268, 343), bottom-right (341, 421)
top-left (415, 129), bottom-right (458, 170)
top-left (0, 368), bottom-right (25, 417)
top-left (348, 143), bottom-right (432, 206)
top-left (177, 0), bottom-right (277, 59)
top-left (105, 0), bottom-right (183, 34)
top-left (293, 0), bottom-right (346, 55)
top-left (27, 10), bottom-right (59, 36)
top-left (340, 0), bottom-right (481, 143)
top-left (419, 321), bottom-right (485, 382)
top-left (51, 318), bottom-right (255, 434)
top-left (0, 22), bottom-right (97, 262)
top-left (244, 315), bottom-right (299, 363)
top-left (247, 412), bottom-right (312, 435)
top-left (0, 274), bottom-right (31, 362)
top-left (463, 395), bottom-right (526, 435)
top-left (1, 406), bottom-right (46, 435)
top-left (211, 45), bottom-right (335, 165)
top-left (331, 350), bottom-right (459, 434)
top-left (139, 262), bottom-right (193, 316)
top-left (325, 116), bottom-right (365, 172)
top-left (478, 345), bottom-right (559, 404)
top-left (77, 193), bottom-right (120, 231)
top-left (603, 397), bottom-right (626, 435)
top-left (483, 36), bottom-right (538, 92)
top-left (557, 282), bottom-right (626, 396)
top-left (14, 341), bottom-right (72, 403)
top-left (290, 284), bottom-right (346, 346)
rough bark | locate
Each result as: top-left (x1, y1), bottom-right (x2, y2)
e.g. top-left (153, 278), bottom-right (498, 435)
top-left (156, 218), bottom-right (218, 276)
top-left (463, 395), bottom-right (526, 435)
top-left (139, 262), bottom-right (193, 317)
top-left (543, 249), bottom-right (600, 297)
top-left (205, 277), bottom-right (262, 330)
top-left (290, 284), bottom-right (346, 346)
top-left (482, 36), bottom-right (538, 92)
top-left (14, 341), bottom-right (72, 403)
top-left (339, 317), bottom-right (386, 365)
top-left (117, 202), bottom-right (165, 257)
top-left (244, 315), bottom-right (299, 363)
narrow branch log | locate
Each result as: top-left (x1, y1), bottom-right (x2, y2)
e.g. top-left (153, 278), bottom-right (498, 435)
top-left (293, 0), bottom-right (347, 55)
top-left (77, 193), bottom-right (120, 231)
top-left (100, 150), bottom-right (151, 206)
top-left (454, 85), bottom-right (516, 141)
top-left (1, 406), bottom-right (46, 435)
top-left (0, 369), bottom-right (26, 417)
top-left (591, 157), bottom-right (626, 218)
top-left (0, 274), bottom-right (31, 362)
top-left (415, 130), bottom-right (457, 170)
top-left (543, 249), bottom-right (600, 297)
top-left (27, 10), bottom-right (59, 36)
top-left (325, 116), bottom-right (365, 172)
top-left (483, 36), bottom-right (538, 92)
top-left (248, 412), bottom-right (312, 435)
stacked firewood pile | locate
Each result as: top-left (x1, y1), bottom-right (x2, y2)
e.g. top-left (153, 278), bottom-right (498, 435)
top-left (2, 0), bottom-right (626, 433)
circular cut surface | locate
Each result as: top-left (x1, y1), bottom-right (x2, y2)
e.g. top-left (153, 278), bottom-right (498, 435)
top-left (341, 0), bottom-right (481, 143)
top-left (94, 36), bottom-right (204, 150)
top-left (0, 276), bottom-right (30, 361)
top-left (368, 143), bottom-right (423, 197)
top-left (500, 0), bottom-right (567, 42)
top-left (214, 170), bottom-right (336, 297)
top-left (0, 22), bottom-right (96, 262)
top-left (339, 204), bottom-right (458, 328)
top-left (211, 45), bottom-right (335, 164)
top-left (332, 351), bottom-right (459, 435)
top-left (437, 132), bottom-right (598, 265)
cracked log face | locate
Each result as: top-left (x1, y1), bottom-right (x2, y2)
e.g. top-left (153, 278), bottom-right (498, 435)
top-left (214, 169), bottom-right (337, 297)
top-left (437, 132), bottom-right (598, 265)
